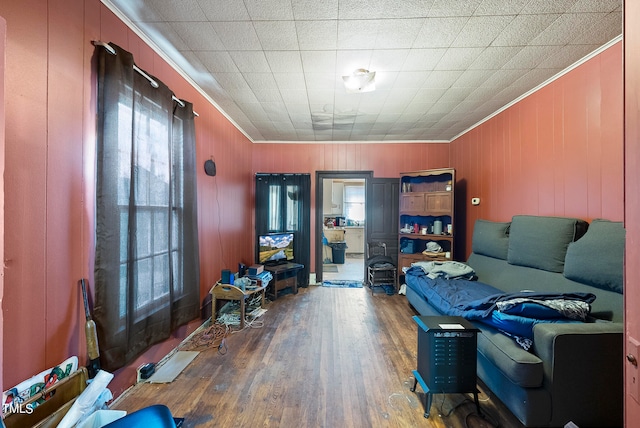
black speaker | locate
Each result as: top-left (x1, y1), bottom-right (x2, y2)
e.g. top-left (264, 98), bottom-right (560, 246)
top-left (204, 159), bottom-right (216, 176)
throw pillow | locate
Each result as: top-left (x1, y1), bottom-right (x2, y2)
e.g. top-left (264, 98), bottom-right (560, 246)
top-left (563, 219), bottom-right (624, 294)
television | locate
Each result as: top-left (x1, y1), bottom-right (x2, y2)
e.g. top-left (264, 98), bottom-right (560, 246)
top-left (258, 232), bottom-right (294, 264)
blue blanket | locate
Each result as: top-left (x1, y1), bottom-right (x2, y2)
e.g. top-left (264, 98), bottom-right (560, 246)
top-left (405, 266), bottom-right (596, 344)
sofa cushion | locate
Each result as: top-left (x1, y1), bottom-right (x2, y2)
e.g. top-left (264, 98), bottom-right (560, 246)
top-left (471, 219), bottom-right (510, 260)
top-left (507, 216), bottom-right (588, 273)
top-left (477, 326), bottom-right (544, 388)
top-left (564, 219), bottom-right (624, 294)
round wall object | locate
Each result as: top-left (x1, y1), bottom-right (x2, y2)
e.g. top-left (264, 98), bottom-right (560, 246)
top-left (204, 159), bottom-right (216, 176)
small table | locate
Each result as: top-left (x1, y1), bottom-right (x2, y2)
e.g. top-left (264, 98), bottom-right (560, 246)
top-left (210, 282), bottom-right (266, 329)
top-left (410, 315), bottom-right (480, 418)
top-left (263, 262), bottom-right (304, 299)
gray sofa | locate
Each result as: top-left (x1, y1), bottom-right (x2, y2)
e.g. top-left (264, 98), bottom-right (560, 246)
top-left (405, 215), bottom-right (624, 427)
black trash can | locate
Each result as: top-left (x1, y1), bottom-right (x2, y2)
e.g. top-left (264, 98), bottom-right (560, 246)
top-left (329, 242), bottom-right (347, 264)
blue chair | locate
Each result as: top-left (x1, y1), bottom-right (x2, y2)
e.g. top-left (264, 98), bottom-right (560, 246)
top-left (103, 404), bottom-right (176, 428)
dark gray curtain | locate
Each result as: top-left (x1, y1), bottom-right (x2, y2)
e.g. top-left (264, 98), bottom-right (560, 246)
top-left (94, 43), bottom-right (200, 371)
top-left (255, 174), bottom-right (310, 287)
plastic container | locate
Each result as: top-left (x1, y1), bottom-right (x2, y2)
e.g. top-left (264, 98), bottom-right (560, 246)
top-left (329, 242), bottom-right (347, 264)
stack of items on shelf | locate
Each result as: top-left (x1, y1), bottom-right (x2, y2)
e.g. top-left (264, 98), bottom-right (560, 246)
top-left (246, 264), bottom-right (273, 289)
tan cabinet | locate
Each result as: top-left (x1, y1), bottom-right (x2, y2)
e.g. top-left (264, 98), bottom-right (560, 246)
top-left (344, 227), bottom-right (364, 253)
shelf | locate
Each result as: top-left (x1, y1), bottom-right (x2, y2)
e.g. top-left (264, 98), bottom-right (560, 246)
top-left (398, 168), bottom-right (456, 268)
top-left (399, 233), bottom-right (453, 240)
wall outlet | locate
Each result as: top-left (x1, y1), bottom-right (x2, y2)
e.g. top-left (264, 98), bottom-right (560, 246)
top-left (471, 197), bottom-right (480, 205)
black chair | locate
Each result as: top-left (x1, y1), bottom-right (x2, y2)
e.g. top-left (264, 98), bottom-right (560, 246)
top-left (103, 404), bottom-right (177, 428)
top-left (366, 242), bottom-right (397, 295)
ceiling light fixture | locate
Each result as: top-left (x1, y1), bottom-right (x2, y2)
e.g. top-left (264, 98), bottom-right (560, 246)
top-left (342, 68), bottom-right (376, 93)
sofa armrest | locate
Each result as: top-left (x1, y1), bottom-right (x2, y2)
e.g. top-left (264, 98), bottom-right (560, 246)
top-left (532, 322), bottom-right (623, 426)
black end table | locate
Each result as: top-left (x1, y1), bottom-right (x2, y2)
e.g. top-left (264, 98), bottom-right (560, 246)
top-left (410, 315), bottom-right (481, 418)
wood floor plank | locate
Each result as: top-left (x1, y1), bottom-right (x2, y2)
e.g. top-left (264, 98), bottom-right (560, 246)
top-left (112, 285), bottom-right (524, 428)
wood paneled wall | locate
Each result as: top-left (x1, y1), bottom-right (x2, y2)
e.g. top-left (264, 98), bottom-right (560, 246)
top-left (0, 0), bottom-right (254, 396)
top-left (451, 42), bottom-right (623, 258)
top-left (624, 0), bottom-right (640, 423)
top-left (251, 142), bottom-right (451, 269)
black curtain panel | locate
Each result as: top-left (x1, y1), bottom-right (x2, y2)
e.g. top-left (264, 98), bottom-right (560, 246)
top-left (94, 43), bottom-right (200, 371)
top-left (256, 173), bottom-right (311, 287)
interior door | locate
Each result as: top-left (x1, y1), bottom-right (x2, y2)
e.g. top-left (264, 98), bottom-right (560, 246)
top-left (366, 178), bottom-right (400, 264)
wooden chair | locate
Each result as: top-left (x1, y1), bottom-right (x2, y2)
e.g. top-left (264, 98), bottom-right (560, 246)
top-left (366, 242), bottom-right (398, 295)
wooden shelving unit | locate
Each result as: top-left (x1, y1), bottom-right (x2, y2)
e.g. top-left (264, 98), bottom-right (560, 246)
top-left (398, 168), bottom-right (455, 273)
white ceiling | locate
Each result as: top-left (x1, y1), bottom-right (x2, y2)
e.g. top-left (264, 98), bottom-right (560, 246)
top-left (102, 0), bottom-right (622, 143)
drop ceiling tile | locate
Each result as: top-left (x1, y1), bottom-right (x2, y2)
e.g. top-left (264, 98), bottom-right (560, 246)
top-left (569, 12), bottom-right (621, 45)
top-left (530, 13), bottom-right (608, 46)
top-left (304, 72), bottom-right (337, 91)
top-left (236, 103), bottom-right (269, 121)
top-left (254, 21), bottom-right (299, 50)
top-left (211, 22), bottom-right (262, 50)
top-left (520, 0), bottom-right (578, 14)
top-left (452, 69), bottom-right (493, 87)
top-left (393, 71), bottom-right (430, 88)
top-left (438, 87), bottom-right (472, 104)
top-left (134, 22), bottom-right (189, 53)
top-left (214, 72), bottom-right (251, 92)
top-left (371, 71), bottom-right (398, 91)
top-left (434, 47), bottom-right (484, 70)
top-left (266, 51), bottom-right (304, 73)
top-left (412, 17), bottom-right (468, 48)
top-left (424, 70), bottom-right (463, 88)
top-left (405, 101), bottom-right (436, 115)
top-left (197, 0), bottom-right (250, 21)
top-left (337, 20), bottom-right (381, 50)
top-left (468, 46), bottom-right (523, 70)
top-left (336, 50), bottom-right (374, 75)
top-left (452, 15), bottom-right (515, 47)
top-left (170, 22), bottom-right (225, 51)
top-left (402, 49), bottom-right (447, 71)
top-left (384, 88), bottom-right (418, 105)
top-left (262, 102), bottom-right (290, 120)
top-left (225, 88), bottom-right (260, 104)
top-left (307, 90), bottom-right (335, 106)
top-left (145, 0), bottom-right (205, 21)
top-left (292, 0), bottom-right (338, 19)
top-left (230, 51), bottom-right (271, 72)
top-left (369, 49), bottom-right (410, 72)
top-left (175, 50), bottom-right (208, 75)
top-left (243, 73), bottom-right (281, 92)
top-left (195, 51), bottom-right (239, 73)
top-left (427, 0), bottom-right (481, 17)
top-left (244, 0), bottom-right (294, 20)
top-left (280, 89), bottom-right (309, 105)
top-left (570, 0), bottom-right (621, 13)
top-left (538, 44), bottom-right (599, 69)
top-left (414, 87), bottom-right (448, 103)
top-left (491, 14), bottom-right (560, 47)
top-left (474, 0), bottom-right (529, 15)
top-left (272, 72), bottom-right (306, 90)
top-left (296, 21), bottom-right (338, 50)
top-left (502, 45), bottom-right (562, 69)
top-left (301, 51), bottom-right (337, 73)
top-left (373, 19), bottom-right (424, 49)
top-left (480, 68), bottom-right (525, 88)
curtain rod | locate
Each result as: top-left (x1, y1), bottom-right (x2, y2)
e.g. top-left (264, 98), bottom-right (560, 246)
top-left (92, 40), bottom-right (199, 117)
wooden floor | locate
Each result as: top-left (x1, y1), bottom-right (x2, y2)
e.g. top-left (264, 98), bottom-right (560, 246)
top-left (112, 285), bottom-right (525, 428)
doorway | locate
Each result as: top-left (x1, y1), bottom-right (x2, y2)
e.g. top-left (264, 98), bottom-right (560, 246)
top-left (315, 171), bottom-right (372, 284)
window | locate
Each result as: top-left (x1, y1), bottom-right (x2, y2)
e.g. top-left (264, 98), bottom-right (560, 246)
top-left (94, 43), bottom-right (200, 371)
top-left (344, 184), bottom-right (365, 223)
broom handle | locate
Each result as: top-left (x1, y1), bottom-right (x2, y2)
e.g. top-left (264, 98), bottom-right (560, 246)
top-left (81, 278), bottom-right (91, 320)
